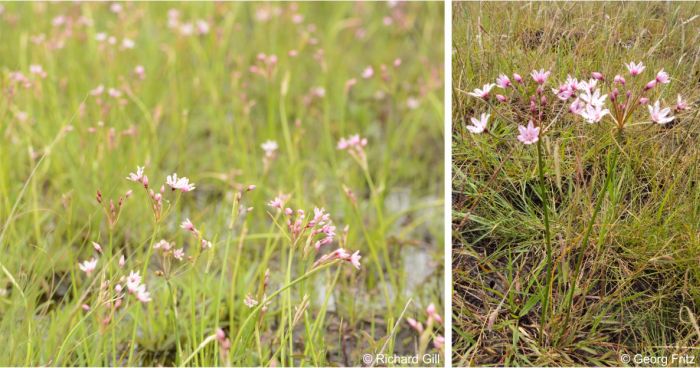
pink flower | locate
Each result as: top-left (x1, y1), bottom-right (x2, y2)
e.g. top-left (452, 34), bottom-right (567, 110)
top-left (569, 99), bottom-right (585, 114)
top-left (433, 335), bottom-right (445, 350)
top-left (337, 134), bottom-right (368, 160)
top-left (337, 134), bottom-right (367, 150)
top-left (244, 294), bottom-right (258, 308)
top-left (108, 88), bottom-right (122, 98)
top-left (591, 71), bottom-right (604, 81)
top-left (496, 94), bottom-right (507, 103)
top-left (349, 251), bottom-right (362, 270)
top-left (495, 74), bottom-right (511, 88)
top-left (517, 121), bottom-right (540, 145)
top-left (126, 271), bottom-right (142, 293)
top-left (676, 94), bottom-right (688, 111)
top-left (134, 284), bottom-right (151, 303)
top-left (565, 75), bottom-right (580, 91)
top-left (121, 38), bottom-right (135, 49)
top-left (78, 258), bottom-right (98, 275)
top-left (119, 254), bottom-right (126, 268)
top-left (513, 73), bottom-right (523, 84)
top-left (361, 66), bottom-right (374, 79)
top-left (552, 85), bottom-right (573, 101)
top-left (655, 69), bottom-right (670, 84)
top-left (154, 239), bottom-right (172, 251)
top-left (579, 104), bottom-right (610, 124)
top-left (134, 65), bottom-right (145, 79)
top-left (29, 64), bottom-right (47, 78)
top-left (166, 173), bottom-right (195, 192)
top-left (579, 89), bottom-right (607, 107)
top-left (426, 303), bottom-right (443, 324)
top-left (126, 166), bottom-right (146, 183)
top-left (90, 85), bottom-right (105, 96)
top-left (406, 318), bottom-right (424, 333)
top-left (578, 78), bottom-right (597, 92)
top-left (648, 100), bottom-right (674, 124)
top-left (613, 74), bottom-right (626, 85)
top-left (530, 69), bottom-right (551, 85)
top-left (625, 61), bottom-right (645, 76)
top-left (181, 218), bottom-right (197, 233)
top-left (313, 248), bottom-right (361, 269)
top-left (639, 97), bottom-right (650, 105)
top-left (92, 242), bottom-right (102, 253)
top-left (173, 248), bottom-right (185, 261)
top-left (467, 83), bottom-right (495, 99)
top-left (267, 196), bottom-right (287, 209)
top-left (196, 20), bottom-right (210, 34)
top-left (466, 113), bottom-right (489, 134)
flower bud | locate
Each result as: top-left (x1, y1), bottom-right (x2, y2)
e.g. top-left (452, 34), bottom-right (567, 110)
top-left (513, 73), bottom-right (523, 84)
top-left (644, 80), bottom-right (656, 90)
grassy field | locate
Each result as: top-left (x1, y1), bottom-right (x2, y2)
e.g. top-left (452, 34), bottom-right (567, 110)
top-left (0, 2), bottom-right (444, 366)
top-left (453, 2), bottom-right (700, 366)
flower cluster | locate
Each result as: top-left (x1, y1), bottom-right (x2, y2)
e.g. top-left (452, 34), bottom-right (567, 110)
top-left (466, 61), bottom-right (690, 143)
top-left (117, 271), bottom-right (152, 303)
top-left (312, 247), bottom-right (362, 270)
top-left (268, 196), bottom-right (361, 270)
top-left (127, 166), bottom-right (195, 221)
top-left (154, 239), bottom-right (186, 261)
top-left (166, 9), bottom-right (210, 37)
top-left (95, 188), bottom-right (132, 229)
top-left (249, 53), bottom-right (278, 79)
top-left (337, 134), bottom-right (368, 162)
top-left (406, 303), bottom-right (444, 352)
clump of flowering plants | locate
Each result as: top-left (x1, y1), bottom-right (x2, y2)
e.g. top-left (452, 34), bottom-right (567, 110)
top-left (465, 62), bottom-right (693, 340)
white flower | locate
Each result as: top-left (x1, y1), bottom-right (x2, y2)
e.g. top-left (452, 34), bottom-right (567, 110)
top-left (166, 173), bottom-right (195, 192)
top-left (580, 88), bottom-right (607, 107)
top-left (78, 258), bottom-right (98, 275)
top-left (466, 113), bottom-right (489, 134)
top-left (579, 104), bottom-right (610, 124)
top-left (261, 140), bottom-right (278, 157)
top-left (467, 83), bottom-right (496, 99)
top-left (126, 271), bottom-right (142, 293)
top-left (648, 100), bottom-right (674, 125)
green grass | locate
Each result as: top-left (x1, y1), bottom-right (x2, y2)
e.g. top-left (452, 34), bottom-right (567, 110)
top-left (0, 2), bottom-right (444, 366)
top-left (453, 2), bottom-right (700, 366)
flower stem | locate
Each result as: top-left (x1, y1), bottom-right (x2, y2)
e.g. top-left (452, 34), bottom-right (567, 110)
top-left (561, 135), bottom-right (619, 336)
top-left (537, 138), bottom-right (553, 342)
top-left (228, 261), bottom-right (339, 365)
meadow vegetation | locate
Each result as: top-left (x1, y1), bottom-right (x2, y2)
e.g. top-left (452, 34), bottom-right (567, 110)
top-left (0, 2), bottom-right (444, 366)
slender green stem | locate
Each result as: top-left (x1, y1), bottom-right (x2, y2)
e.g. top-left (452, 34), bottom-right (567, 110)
top-left (229, 261), bottom-right (339, 364)
top-left (537, 138), bottom-right (553, 341)
top-left (167, 279), bottom-right (183, 364)
top-left (561, 135), bottom-right (620, 334)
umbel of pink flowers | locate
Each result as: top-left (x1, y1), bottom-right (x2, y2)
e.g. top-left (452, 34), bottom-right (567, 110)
top-left (267, 194), bottom-right (361, 270)
top-left (466, 61), bottom-right (689, 144)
